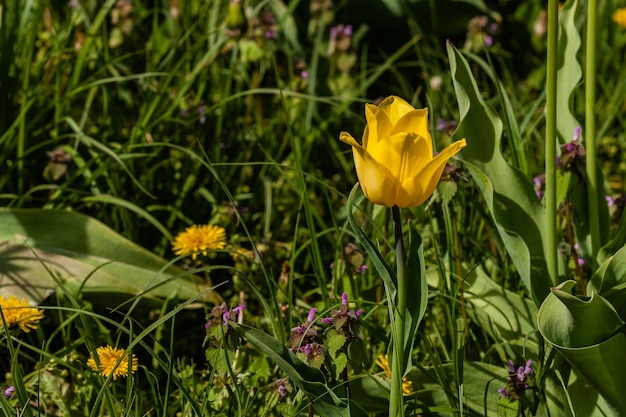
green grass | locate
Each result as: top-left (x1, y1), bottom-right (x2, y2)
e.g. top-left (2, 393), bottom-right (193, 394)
top-left (2, 0), bottom-right (626, 416)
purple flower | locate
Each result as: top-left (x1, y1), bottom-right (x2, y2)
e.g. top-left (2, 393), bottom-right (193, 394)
top-left (3, 386), bottom-right (14, 399)
top-left (205, 303), bottom-right (246, 330)
top-left (307, 308), bottom-right (317, 323)
top-left (278, 384), bottom-right (286, 397)
top-left (499, 359), bottom-right (534, 400)
top-left (320, 293), bottom-right (362, 339)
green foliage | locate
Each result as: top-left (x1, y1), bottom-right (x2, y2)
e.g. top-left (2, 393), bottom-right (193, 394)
top-left (2, 0), bottom-right (626, 415)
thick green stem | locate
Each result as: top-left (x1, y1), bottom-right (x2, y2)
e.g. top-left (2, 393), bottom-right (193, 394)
top-left (389, 205), bottom-right (406, 417)
top-left (545, 0), bottom-right (559, 286)
top-left (586, 0), bottom-right (601, 259)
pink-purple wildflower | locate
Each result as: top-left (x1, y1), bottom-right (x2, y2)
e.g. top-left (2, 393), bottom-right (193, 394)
top-left (498, 359), bottom-right (534, 400)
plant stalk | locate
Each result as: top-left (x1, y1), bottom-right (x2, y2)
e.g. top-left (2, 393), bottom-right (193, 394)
top-left (585, 0), bottom-right (601, 258)
top-left (389, 205), bottom-right (406, 417)
top-left (545, 0), bottom-right (559, 286)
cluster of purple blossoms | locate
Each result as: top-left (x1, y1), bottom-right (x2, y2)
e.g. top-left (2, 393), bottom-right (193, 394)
top-left (321, 293), bottom-right (362, 331)
top-left (498, 359), bottom-right (534, 400)
top-left (288, 308), bottom-right (325, 367)
top-left (559, 130), bottom-right (586, 174)
top-left (205, 303), bottom-right (246, 331)
top-left (287, 293), bottom-right (363, 369)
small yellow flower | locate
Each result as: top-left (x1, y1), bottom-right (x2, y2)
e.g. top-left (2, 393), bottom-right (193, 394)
top-left (375, 354), bottom-right (414, 395)
top-left (340, 96), bottom-right (466, 208)
top-left (87, 345), bottom-right (138, 380)
top-left (613, 8), bottom-right (626, 28)
top-left (171, 224), bottom-right (227, 260)
top-left (0, 295), bottom-right (44, 333)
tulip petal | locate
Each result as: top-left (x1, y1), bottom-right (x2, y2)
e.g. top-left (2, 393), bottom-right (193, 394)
top-left (391, 108), bottom-right (432, 155)
top-left (358, 154), bottom-right (403, 207)
top-left (368, 132), bottom-right (433, 206)
top-left (378, 96), bottom-right (416, 125)
top-left (339, 131), bottom-right (361, 148)
top-left (364, 104), bottom-right (392, 148)
top-left (340, 131), bottom-right (367, 181)
top-left (398, 139), bottom-right (467, 208)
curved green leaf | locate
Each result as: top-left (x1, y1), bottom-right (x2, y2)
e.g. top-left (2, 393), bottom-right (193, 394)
top-left (538, 280), bottom-right (623, 348)
top-left (556, 0), bottom-right (582, 143)
top-left (447, 42), bottom-right (553, 306)
top-left (0, 208), bottom-right (217, 305)
top-left (538, 280), bottom-right (626, 414)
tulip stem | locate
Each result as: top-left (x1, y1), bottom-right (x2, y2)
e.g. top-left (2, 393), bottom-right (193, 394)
top-left (389, 205), bottom-right (406, 417)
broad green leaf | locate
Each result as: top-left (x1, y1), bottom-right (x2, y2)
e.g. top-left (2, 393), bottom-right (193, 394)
top-left (0, 208), bottom-right (217, 305)
top-left (588, 245), bottom-right (626, 320)
top-left (346, 375), bottom-right (389, 414)
top-left (566, 368), bottom-right (620, 417)
top-left (448, 42), bottom-right (553, 306)
top-left (589, 245), bottom-right (626, 293)
top-left (230, 322), bottom-right (351, 417)
top-left (556, 0), bottom-right (582, 143)
top-left (538, 280), bottom-right (623, 348)
top-left (464, 266), bottom-right (538, 344)
top-left (538, 280), bottom-right (626, 414)
top-left (597, 213), bottom-right (626, 265)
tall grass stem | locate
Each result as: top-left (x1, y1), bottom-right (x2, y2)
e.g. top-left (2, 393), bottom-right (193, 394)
top-left (545, 0), bottom-right (559, 285)
top-left (585, 0), bottom-right (601, 259)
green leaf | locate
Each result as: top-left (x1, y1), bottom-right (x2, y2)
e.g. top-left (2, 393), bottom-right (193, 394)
top-left (346, 184), bottom-right (396, 297)
top-left (538, 280), bottom-right (626, 414)
top-left (0, 208), bottom-right (217, 305)
top-left (538, 280), bottom-right (623, 348)
top-left (447, 42), bottom-right (553, 306)
top-left (326, 328), bottom-right (347, 357)
top-left (597, 210), bottom-right (626, 265)
top-left (438, 181), bottom-right (458, 206)
top-left (230, 322), bottom-right (351, 417)
top-left (464, 266), bottom-right (538, 344)
top-left (556, 0), bottom-right (582, 143)
top-left (205, 346), bottom-right (235, 375)
top-left (333, 352), bottom-right (348, 379)
top-left (588, 245), bottom-right (626, 320)
top-left (403, 223), bottom-right (427, 373)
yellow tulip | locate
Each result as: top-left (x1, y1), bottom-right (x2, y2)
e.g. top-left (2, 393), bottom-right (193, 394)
top-left (340, 96), bottom-right (467, 208)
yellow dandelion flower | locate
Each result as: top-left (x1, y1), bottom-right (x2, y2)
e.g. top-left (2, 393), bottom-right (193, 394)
top-left (0, 295), bottom-right (44, 333)
top-left (87, 345), bottom-right (138, 380)
top-left (375, 354), bottom-right (414, 395)
top-left (613, 8), bottom-right (626, 28)
top-left (171, 224), bottom-right (227, 260)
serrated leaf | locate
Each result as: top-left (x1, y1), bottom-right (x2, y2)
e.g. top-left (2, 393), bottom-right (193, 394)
top-left (333, 353), bottom-right (347, 379)
top-left (438, 180), bottom-right (458, 206)
top-left (326, 329), bottom-right (347, 357)
top-left (205, 347), bottom-right (235, 375)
